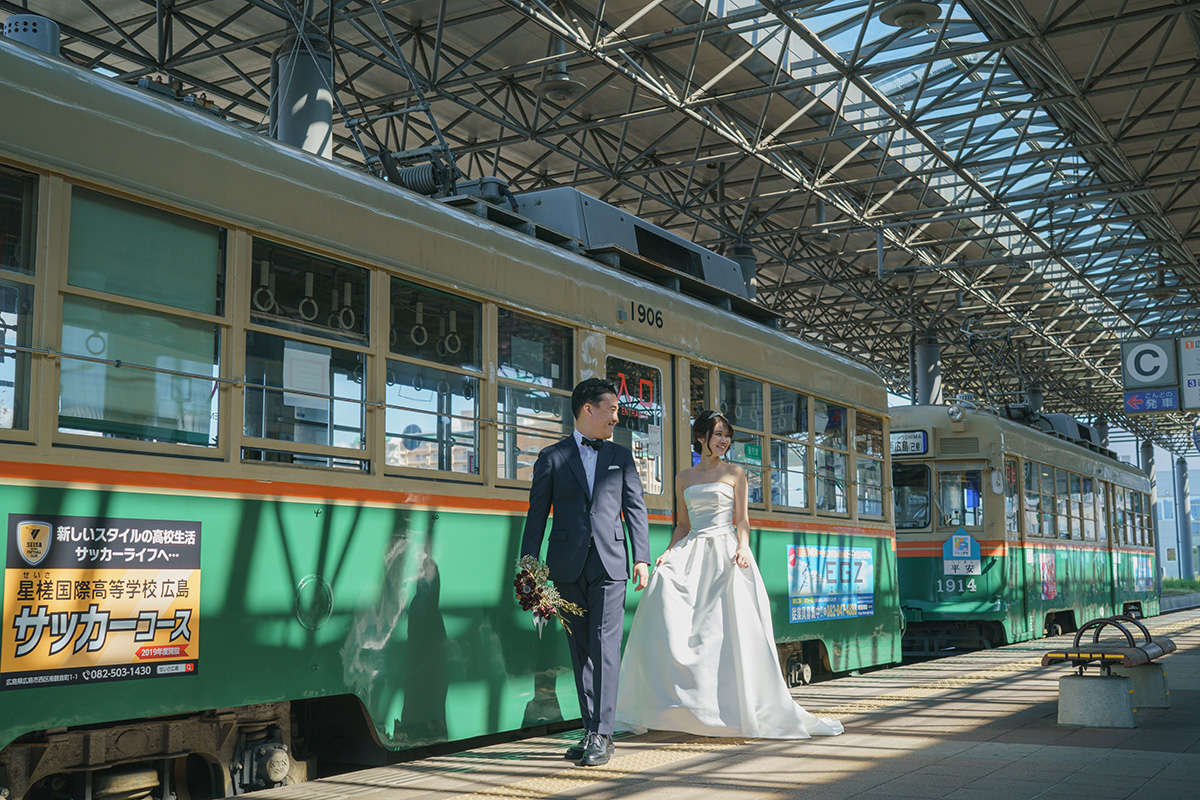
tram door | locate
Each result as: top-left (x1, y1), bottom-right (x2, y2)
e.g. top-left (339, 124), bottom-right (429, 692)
top-left (605, 341), bottom-right (674, 514)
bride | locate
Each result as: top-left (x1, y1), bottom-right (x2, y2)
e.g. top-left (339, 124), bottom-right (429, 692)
top-left (615, 410), bottom-right (843, 739)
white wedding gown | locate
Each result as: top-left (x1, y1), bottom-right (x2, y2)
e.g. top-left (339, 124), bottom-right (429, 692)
top-left (615, 481), bottom-right (844, 738)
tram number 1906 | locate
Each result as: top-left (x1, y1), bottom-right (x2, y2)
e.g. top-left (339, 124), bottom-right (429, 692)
top-left (936, 578), bottom-right (977, 594)
top-left (629, 301), bottom-right (664, 329)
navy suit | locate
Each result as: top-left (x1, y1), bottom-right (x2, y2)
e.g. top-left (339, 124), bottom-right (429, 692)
top-left (521, 434), bottom-right (650, 736)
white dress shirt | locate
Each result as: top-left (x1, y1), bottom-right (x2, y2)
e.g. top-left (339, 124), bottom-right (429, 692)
top-left (573, 428), bottom-right (600, 497)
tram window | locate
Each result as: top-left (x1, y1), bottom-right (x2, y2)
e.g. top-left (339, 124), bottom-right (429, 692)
top-left (59, 296), bottom-right (219, 446)
top-left (70, 189), bottom-right (224, 316)
top-left (1040, 463), bottom-right (1056, 537)
top-left (855, 412), bottom-right (885, 518)
top-left (248, 240), bottom-right (367, 345)
top-left (608, 356), bottom-right (665, 496)
top-left (733, 429), bottom-right (765, 505)
top-left (689, 364), bottom-right (710, 422)
top-left (770, 439), bottom-right (808, 509)
top-left (815, 448), bottom-right (847, 514)
top-left (938, 470), bottom-right (982, 528)
top-left (1113, 486), bottom-right (1128, 544)
top-left (384, 361), bottom-right (478, 474)
top-left (813, 399), bottom-right (847, 450)
top-left (1097, 481), bottom-right (1109, 543)
top-left (813, 399), bottom-right (848, 515)
top-left (1054, 468), bottom-right (1070, 539)
top-left (1082, 476), bottom-right (1097, 540)
top-left (0, 168), bottom-right (36, 275)
top-left (391, 278), bottom-right (479, 370)
top-left (1132, 492), bottom-right (1145, 545)
top-left (1024, 461), bottom-right (1042, 535)
top-left (1004, 458), bottom-right (1019, 538)
top-left (1069, 472), bottom-right (1083, 539)
top-left (1143, 492), bottom-right (1154, 546)
top-left (894, 464), bottom-right (931, 529)
top-left (719, 371), bottom-right (764, 505)
top-left (769, 386), bottom-right (809, 509)
top-left (857, 458), bottom-right (884, 518)
top-left (497, 310), bottom-right (572, 481)
top-left (1123, 489), bottom-right (1135, 545)
top-left (771, 387), bottom-right (807, 439)
top-left (242, 332), bottom-right (364, 451)
top-left (854, 412), bottom-right (884, 457)
top-left (0, 280), bottom-right (32, 431)
top-left (498, 385), bottom-right (573, 481)
top-left (718, 371), bottom-right (763, 431)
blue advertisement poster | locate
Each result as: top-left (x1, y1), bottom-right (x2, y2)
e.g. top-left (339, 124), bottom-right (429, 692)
top-left (787, 544), bottom-right (874, 623)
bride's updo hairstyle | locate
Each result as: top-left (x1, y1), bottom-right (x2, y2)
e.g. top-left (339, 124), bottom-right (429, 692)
top-left (692, 410), bottom-right (732, 455)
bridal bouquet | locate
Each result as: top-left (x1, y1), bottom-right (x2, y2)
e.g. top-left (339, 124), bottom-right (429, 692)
top-left (513, 555), bottom-right (583, 637)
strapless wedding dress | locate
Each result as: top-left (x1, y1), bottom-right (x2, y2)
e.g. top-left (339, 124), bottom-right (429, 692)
top-left (615, 482), bottom-right (843, 738)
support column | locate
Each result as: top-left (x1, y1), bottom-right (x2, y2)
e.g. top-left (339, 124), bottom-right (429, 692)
top-left (271, 33), bottom-right (334, 158)
top-left (1177, 457), bottom-right (1194, 579)
top-left (914, 334), bottom-right (942, 405)
top-left (1141, 441), bottom-right (1161, 592)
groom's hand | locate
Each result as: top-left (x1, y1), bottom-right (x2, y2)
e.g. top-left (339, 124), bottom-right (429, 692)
top-left (632, 561), bottom-right (649, 591)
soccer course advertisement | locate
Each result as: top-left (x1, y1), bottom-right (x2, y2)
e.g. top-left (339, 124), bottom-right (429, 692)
top-left (2, 514), bottom-right (200, 689)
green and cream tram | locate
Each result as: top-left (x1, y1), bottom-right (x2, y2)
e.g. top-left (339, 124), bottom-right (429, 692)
top-left (0, 41), bottom-right (899, 800)
top-left (892, 403), bottom-right (1157, 655)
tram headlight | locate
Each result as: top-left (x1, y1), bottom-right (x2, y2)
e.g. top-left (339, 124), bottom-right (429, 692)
top-left (947, 403), bottom-right (966, 423)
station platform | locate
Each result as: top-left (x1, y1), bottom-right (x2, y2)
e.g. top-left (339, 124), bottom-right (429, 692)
top-left (256, 609), bottom-right (1200, 800)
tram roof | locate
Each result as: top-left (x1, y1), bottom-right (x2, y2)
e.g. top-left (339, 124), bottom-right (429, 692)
top-left (4, 0), bottom-right (1199, 450)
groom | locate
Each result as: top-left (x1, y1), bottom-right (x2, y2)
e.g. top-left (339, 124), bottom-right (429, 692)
top-left (521, 377), bottom-right (650, 766)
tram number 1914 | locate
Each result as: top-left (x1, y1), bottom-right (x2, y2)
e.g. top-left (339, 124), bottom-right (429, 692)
top-left (629, 301), bottom-right (664, 329)
top-left (936, 578), bottom-right (977, 594)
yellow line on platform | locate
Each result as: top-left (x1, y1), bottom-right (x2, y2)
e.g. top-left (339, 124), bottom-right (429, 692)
top-left (450, 738), bottom-right (752, 800)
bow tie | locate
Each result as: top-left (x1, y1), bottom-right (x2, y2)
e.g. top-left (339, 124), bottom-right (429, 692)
top-left (580, 437), bottom-right (604, 451)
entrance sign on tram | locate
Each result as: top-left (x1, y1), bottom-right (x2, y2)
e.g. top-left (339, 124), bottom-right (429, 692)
top-left (1121, 339), bottom-right (1177, 389)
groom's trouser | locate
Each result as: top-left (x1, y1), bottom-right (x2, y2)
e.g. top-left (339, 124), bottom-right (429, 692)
top-left (557, 544), bottom-right (626, 736)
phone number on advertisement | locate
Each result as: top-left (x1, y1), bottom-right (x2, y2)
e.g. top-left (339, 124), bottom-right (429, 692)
top-left (81, 665), bottom-right (153, 681)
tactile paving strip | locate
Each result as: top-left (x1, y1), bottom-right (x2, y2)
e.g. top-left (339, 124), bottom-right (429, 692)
top-left (450, 738), bottom-right (753, 800)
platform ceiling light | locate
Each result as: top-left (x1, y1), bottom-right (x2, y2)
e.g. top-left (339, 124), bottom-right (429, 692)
top-left (880, 1), bottom-right (942, 28)
top-left (1147, 271), bottom-right (1177, 301)
top-left (809, 198), bottom-right (837, 244)
top-left (535, 39), bottom-right (585, 104)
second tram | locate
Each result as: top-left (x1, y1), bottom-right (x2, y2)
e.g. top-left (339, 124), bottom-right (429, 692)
top-left (891, 402), bottom-right (1157, 654)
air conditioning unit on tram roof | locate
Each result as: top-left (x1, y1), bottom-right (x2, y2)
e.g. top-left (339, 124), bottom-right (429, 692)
top-left (513, 186), bottom-right (749, 298)
top-left (1039, 412), bottom-right (1102, 450)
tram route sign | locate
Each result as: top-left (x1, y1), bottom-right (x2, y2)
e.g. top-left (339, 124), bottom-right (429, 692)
top-left (1179, 336), bottom-right (1200, 410)
top-left (1121, 339), bottom-right (1177, 390)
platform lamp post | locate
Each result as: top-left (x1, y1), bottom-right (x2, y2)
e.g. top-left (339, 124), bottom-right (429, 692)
top-left (914, 334), bottom-right (942, 405)
top-left (1176, 456), bottom-right (1194, 580)
top-left (1141, 441), bottom-right (1162, 593)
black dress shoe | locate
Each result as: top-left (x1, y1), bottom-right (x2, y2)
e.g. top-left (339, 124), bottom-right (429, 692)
top-left (578, 733), bottom-right (614, 767)
top-left (564, 732), bottom-right (590, 761)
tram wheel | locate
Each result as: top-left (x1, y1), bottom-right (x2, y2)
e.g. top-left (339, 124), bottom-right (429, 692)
top-left (1047, 622), bottom-right (1063, 638)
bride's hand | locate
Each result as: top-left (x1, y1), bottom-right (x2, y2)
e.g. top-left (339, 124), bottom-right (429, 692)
top-left (732, 546), bottom-right (752, 569)
top-left (655, 550), bottom-right (670, 567)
